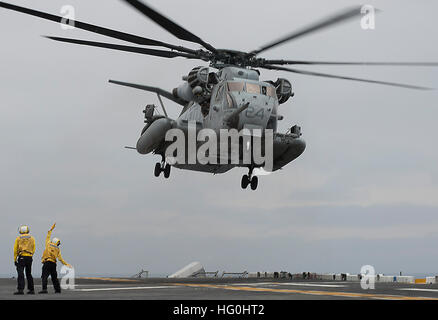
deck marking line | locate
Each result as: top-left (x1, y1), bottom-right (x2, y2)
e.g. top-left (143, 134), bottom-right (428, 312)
top-left (279, 283), bottom-right (346, 288)
top-left (170, 283), bottom-right (438, 300)
top-left (78, 277), bottom-right (139, 283)
top-left (398, 288), bottom-right (438, 293)
top-left (75, 286), bottom-right (177, 292)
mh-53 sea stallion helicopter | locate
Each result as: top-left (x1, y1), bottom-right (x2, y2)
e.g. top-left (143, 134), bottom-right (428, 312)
top-left (1, 1), bottom-right (437, 190)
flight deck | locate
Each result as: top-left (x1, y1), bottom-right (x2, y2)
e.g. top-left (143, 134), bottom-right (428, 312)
top-left (1, 277), bottom-right (438, 300)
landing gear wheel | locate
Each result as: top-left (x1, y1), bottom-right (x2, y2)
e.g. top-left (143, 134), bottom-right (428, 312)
top-left (163, 164), bottom-right (171, 179)
top-left (154, 163), bottom-right (162, 177)
top-left (241, 167), bottom-right (259, 190)
top-left (241, 175), bottom-right (250, 189)
top-left (250, 176), bottom-right (258, 190)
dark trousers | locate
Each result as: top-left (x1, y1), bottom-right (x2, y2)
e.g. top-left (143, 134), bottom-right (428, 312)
top-left (16, 256), bottom-right (34, 292)
top-left (41, 261), bottom-right (61, 292)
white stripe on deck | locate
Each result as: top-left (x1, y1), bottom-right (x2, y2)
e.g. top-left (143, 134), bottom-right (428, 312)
top-left (278, 282), bottom-right (346, 288)
top-left (74, 286), bottom-right (176, 292)
top-left (231, 282), bottom-right (277, 286)
top-left (232, 282), bottom-right (346, 288)
top-left (398, 288), bottom-right (438, 293)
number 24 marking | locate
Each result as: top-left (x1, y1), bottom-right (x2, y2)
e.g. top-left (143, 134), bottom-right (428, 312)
top-left (245, 107), bottom-right (264, 119)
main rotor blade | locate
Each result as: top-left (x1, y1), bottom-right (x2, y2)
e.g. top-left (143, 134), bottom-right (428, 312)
top-left (0, 1), bottom-right (198, 55)
top-left (262, 65), bottom-right (433, 90)
top-left (263, 60), bottom-right (438, 67)
top-left (251, 6), bottom-right (363, 56)
top-left (45, 36), bottom-right (202, 60)
top-left (109, 80), bottom-right (186, 106)
top-left (123, 0), bottom-right (217, 53)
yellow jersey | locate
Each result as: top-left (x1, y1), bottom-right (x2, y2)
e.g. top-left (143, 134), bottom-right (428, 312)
top-left (41, 230), bottom-right (69, 266)
top-left (13, 234), bottom-right (36, 261)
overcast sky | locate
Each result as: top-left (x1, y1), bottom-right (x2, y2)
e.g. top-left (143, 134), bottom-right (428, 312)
top-left (1, 0), bottom-right (438, 277)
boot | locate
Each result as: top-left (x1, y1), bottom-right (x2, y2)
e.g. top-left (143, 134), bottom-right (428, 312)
top-left (38, 289), bottom-right (48, 294)
top-left (13, 291), bottom-right (24, 295)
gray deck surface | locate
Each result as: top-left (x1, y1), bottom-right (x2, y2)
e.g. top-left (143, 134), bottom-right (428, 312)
top-left (2, 277), bottom-right (438, 300)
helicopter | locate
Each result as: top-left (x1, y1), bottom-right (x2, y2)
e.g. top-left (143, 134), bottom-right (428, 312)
top-left (1, 1), bottom-right (437, 191)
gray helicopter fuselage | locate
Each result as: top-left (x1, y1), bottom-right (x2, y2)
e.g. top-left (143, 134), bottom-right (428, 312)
top-left (162, 66), bottom-right (305, 173)
top-left (134, 66), bottom-right (305, 175)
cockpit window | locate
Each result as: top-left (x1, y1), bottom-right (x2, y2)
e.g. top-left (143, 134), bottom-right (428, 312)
top-left (246, 83), bottom-right (260, 94)
top-left (227, 82), bottom-right (244, 92)
top-left (266, 86), bottom-right (276, 98)
top-left (226, 81), bottom-right (276, 98)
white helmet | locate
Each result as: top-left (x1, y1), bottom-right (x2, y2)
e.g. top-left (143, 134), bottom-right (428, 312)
top-left (52, 237), bottom-right (61, 246)
top-left (19, 225), bottom-right (29, 234)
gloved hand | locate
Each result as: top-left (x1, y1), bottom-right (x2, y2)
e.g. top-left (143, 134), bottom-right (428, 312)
top-left (14, 261), bottom-right (18, 267)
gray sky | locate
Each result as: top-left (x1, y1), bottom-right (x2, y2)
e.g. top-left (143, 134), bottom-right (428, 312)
top-left (1, 0), bottom-right (438, 277)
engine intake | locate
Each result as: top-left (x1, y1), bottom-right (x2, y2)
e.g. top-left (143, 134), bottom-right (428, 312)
top-left (187, 66), bottom-right (209, 88)
top-left (275, 78), bottom-right (294, 104)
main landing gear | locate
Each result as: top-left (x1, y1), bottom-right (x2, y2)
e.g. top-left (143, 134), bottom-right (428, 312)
top-left (154, 158), bottom-right (171, 179)
top-left (241, 167), bottom-right (258, 191)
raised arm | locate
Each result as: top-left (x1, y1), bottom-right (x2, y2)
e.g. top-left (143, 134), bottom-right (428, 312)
top-left (46, 223), bottom-right (56, 246)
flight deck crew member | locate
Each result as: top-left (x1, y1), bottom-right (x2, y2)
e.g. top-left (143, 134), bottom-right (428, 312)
top-left (39, 223), bottom-right (72, 294)
top-left (13, 225), bottom-right (36, 295)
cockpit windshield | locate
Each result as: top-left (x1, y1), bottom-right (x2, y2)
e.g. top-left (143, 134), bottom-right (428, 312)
top-left (246, 83), bottom-right (260, 94)
top-left (227, 81), bottom-right (276, 98)
top-left (227, 82), bottom-right (244, 92)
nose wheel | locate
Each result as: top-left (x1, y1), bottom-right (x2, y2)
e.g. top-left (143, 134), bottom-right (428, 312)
top-left (241, 168), bottom-right (258, 190)
top-left (154, 160), bottom-right (171, 179)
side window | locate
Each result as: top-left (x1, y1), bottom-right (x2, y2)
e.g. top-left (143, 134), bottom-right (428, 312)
top-left (267, 86), bottom-right (276, 98)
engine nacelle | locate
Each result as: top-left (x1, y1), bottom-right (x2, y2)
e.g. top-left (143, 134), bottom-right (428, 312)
top-left (136, 118), bottom-right (173, 155)
top-left (173, 82), bottom-right (193, 102)
top-left (275, 78), bottom-right (293, 104)
top-left (187, 66), bottom-right (209, 88)
top-left (173, 66), bottom-right (210, 102)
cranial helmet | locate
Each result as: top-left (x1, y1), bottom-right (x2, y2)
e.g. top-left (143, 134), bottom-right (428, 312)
top-left (52, 237), bottom-right (61, 246)
top-left (19, 225), bottom-right (29, 234)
